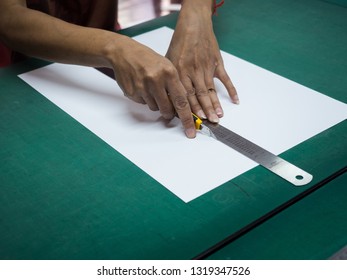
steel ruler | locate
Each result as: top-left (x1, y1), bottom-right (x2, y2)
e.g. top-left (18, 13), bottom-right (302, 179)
top-left (201, 120), bottom-right (313, 186)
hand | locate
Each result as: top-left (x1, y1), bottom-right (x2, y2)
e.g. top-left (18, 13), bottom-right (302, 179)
top-left (166, 2), bottom-right (239, 123)
top-left (107, 36), bottom-right (196, 138)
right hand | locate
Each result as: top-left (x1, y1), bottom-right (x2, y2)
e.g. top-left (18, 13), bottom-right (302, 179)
top-left (107, 36), bottom-right (196, 138)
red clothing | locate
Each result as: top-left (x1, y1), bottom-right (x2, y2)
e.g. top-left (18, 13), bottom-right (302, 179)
top-left (26, 0), bottom-right (118, 30)
top-left (0, 0), bottom-right (118, 67)
top-left (0, 44), bottom-right (12, 67)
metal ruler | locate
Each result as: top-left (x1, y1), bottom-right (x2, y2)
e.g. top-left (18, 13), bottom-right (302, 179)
top-left (202, 121), bottom-right (313, 186)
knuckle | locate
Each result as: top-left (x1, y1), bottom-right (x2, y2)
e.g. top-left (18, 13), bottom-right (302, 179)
top-left (143, 71), bottom-right (160, 83)
top-left (208, 87), bottom-right (216, 94)
top-left (186, 88), bottom-right (196, 97)
top-left (196, 89), bottom-right (208, 97)
top-left (173, 95), bottom-right (189, 111)
top-left (163, 64), bottom-right (178, 79)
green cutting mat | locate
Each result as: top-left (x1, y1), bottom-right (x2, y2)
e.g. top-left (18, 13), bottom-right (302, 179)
top-left (207, 173), bottom-right (347, 260)
top-left (1, 0), bottom-right (346, 259)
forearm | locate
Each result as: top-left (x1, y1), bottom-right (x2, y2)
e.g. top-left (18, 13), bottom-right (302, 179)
top-left (0, 3), bottom-right (126, 68)
top-left (0, 0), bottom-right (198, 137)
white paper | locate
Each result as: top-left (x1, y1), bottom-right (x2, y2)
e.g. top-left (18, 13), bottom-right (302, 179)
top-left (19, 27), bottom-right (347, 202)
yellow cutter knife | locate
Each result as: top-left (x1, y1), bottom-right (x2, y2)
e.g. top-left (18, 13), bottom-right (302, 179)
top-left (192, 113), bottom-right (313, 186)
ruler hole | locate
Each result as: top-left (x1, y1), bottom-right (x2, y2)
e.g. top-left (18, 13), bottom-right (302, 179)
top-left (296, 175), bottom-right (304, 180)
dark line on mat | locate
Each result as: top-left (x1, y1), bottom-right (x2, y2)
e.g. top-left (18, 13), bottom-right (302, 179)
top-left (193, 165), bottom-right (347, 260)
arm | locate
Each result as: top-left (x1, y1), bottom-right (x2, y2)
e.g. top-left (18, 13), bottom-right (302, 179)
top-left (0, 0), bottom-right (196, 138)
top-left (166, 0), bottom-right (239, 123)
top-left (0, 0), bottom-right (116, 67)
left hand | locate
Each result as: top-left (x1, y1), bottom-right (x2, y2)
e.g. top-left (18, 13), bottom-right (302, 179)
top-left (166, 2), bottom-right (239, 123)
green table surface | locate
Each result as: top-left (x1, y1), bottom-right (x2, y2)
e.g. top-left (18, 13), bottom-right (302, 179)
top-left (206, 173), bottom-right (347, 260)
top-left (1, 0), bottom-right (346, 260)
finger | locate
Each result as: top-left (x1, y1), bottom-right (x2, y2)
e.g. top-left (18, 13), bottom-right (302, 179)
top-left (156, 90), bottom-right (175, 120)
top-left (205, 72), bottom-right (223, 118)
top-left (167, 80), bottom-right (196, 138)
top-left (119, 80), bottom-right (147, 104)
top-left (181, 75), bottom-right (206, 119)
top-left (124, 91), bottom-right (146, 104)
top-left (142, 93), bottom-right (159, 111)
top-left (193, 72), bottom-right (219, 123)
top-left (215, 64), bottom-right (239, 104)
top-left (146, 79), bottom-right (175, 119)
top-left (208, 87), bottom-right (224, 118)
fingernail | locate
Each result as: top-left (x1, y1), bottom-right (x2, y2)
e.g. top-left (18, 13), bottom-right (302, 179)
top-left (185, 128), bottom-right (196, 139)
top-left (210, 113), bottom-right (219, 123)
top-left (197, 110), bottom-right (207, 119)
top-left (216, 107), bottom-right (224, 117)
top-left (233, 96), bottom-right (240, 105)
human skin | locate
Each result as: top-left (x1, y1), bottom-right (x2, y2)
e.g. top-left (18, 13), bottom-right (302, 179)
top-left (167, 0), bottom-right (239, 123)
top-left (0, 0), bottom-right (238, 138)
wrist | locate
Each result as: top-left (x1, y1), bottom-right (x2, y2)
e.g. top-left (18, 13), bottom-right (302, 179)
top-left (102, 32), bottom-right (130, 68)
top-left (181, 0), bottom-right (214, 17)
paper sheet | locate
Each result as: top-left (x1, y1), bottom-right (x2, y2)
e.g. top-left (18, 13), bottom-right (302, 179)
top-left (19, 27), bottom-right (347, 202)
